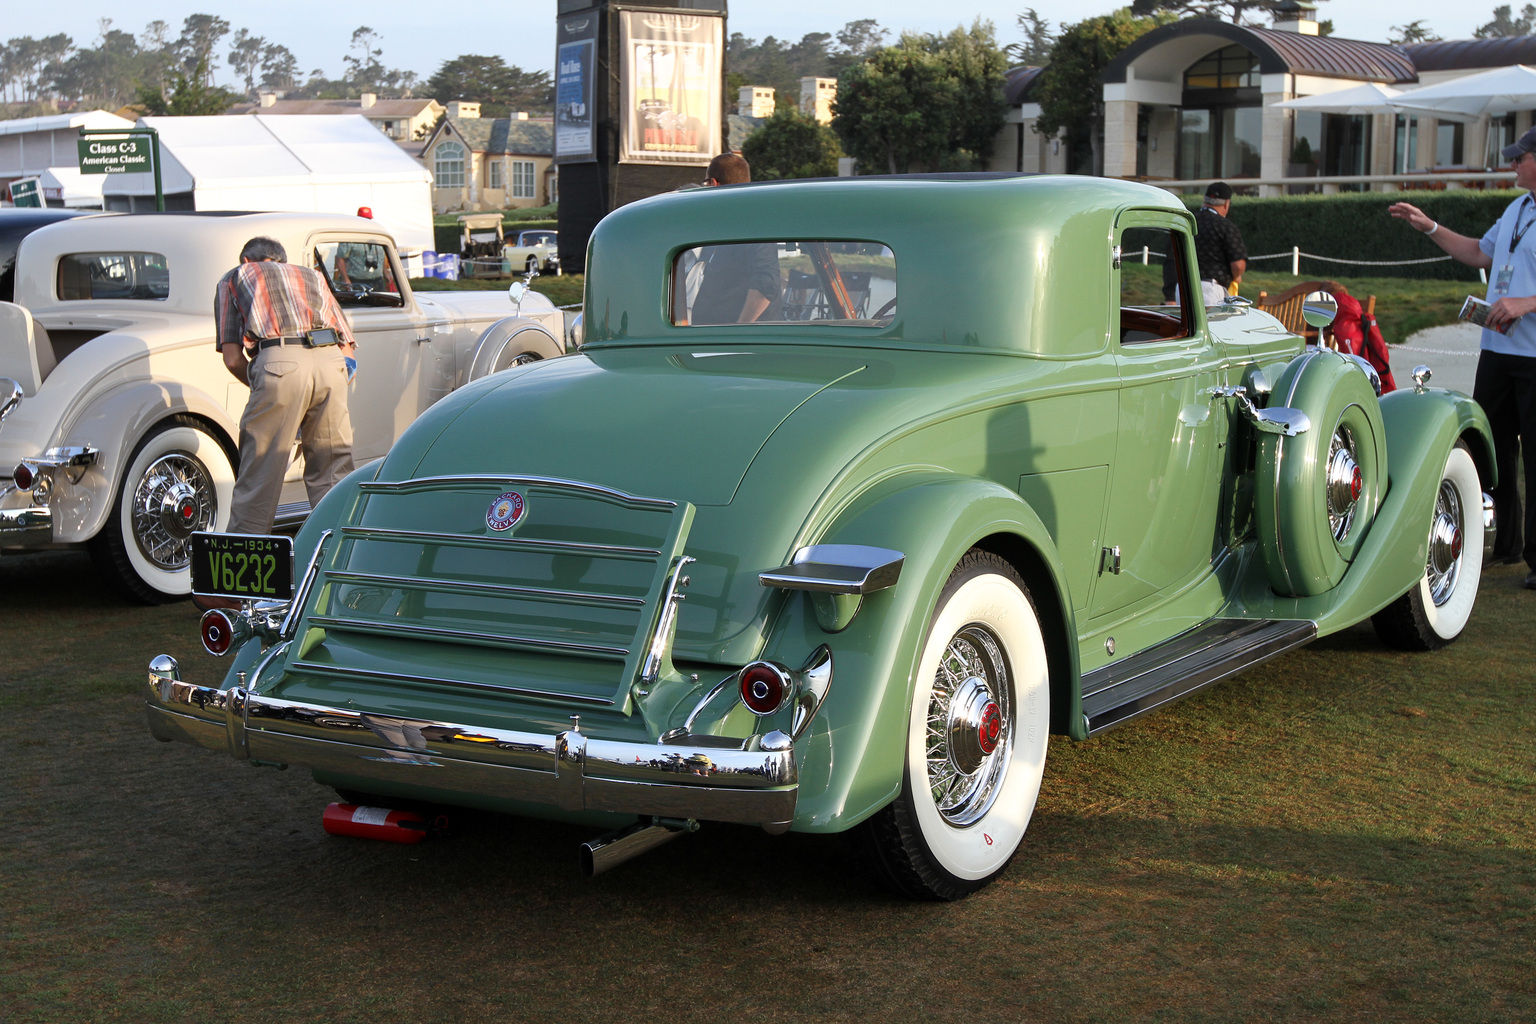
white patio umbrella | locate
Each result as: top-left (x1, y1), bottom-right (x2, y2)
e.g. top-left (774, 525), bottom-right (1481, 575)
top-left (1387, 64), bottom-right (1536, 122)
top-left (1273, 82), bottom-right (1404, 115)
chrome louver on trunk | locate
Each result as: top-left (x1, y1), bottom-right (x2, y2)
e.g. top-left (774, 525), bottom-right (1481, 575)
top-left (282, 475), bottom-right (695, 714)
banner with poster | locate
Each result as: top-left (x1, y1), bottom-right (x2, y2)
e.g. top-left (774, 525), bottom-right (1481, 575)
top-left (619, 10), bottom-right (722, 166)
top-left (554, 13), bottom-right (597, 163)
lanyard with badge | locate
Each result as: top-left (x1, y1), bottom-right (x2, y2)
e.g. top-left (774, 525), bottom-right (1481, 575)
top-left (1494, 195), bottom-right (1535, 295)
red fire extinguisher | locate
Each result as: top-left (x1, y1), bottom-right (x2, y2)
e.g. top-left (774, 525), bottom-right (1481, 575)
top-left (322, 803), bottom-right (439, 844)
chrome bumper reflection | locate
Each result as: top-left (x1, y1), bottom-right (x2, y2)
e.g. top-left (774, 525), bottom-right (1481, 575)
top-left (144, 655), bottom-right (797, 832)
top-left (0, 504), bottom-right (51, 542)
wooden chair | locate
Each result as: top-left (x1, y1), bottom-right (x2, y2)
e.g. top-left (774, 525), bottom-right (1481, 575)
top-left (1254, 279), bottom-right (1343, 345)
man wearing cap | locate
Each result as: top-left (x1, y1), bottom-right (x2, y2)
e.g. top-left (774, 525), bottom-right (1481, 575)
top-left (1390, 128), bottom-right (1536, 589)
top-left (1193, 182), bottom-right (1247, 306)
top-left (214, 235), bottom-right (357, 537)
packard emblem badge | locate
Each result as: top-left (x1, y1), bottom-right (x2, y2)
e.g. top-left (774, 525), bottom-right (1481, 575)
top-left (486, 491), bottom-right (526, 532)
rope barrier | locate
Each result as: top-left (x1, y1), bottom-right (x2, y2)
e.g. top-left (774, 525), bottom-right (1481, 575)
top-left (1248, 250), bottom-right (1453, 266)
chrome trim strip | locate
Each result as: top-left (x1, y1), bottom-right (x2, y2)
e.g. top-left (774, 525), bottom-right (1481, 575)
top-left (288, 659), bottom-right (618, 705)
top-left (324, 569), bottom-right (647, 607)
top-left (281, 530), bottom-right (331, 638)
top-left (639, 555), bottom-right (694, 685)
top-left (339, 526), bottom-right (660, 560)
top-left (358, 474), bottom-right (678, 510)
top-left (305, 616), bottom-right (631, 658)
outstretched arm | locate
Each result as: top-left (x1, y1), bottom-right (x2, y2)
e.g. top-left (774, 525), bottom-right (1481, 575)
top-left (1388, 201), bottom-right (1491, 269)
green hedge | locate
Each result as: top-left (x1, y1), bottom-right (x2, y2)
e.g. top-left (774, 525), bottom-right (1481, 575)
top-left (1179, 190), bottom-right (1524, 282)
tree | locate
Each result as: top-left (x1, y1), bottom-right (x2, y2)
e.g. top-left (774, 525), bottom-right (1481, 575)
top-left (1476, 4), bottom-right (1536, 36)
top-left (1033, 9), bottom-right (1170, 177)
top-left (173, 14), bottom-right (229, 84)
top-left (1006, 9), bottom-right (1055, 66)
top-left (831, 20), bottom-right (1008, 174)
top-left (46, 21), bottom-right (152, 108)
top-left (259, 44), bottom-right (299, 92)
top-left (1129, 0), bottom-right (1329, 24)
top-left (827, 19), bottom-right (889, 78)
top-left (227, 28), bottom-right (266, 97)
top-left (133, 56), bottom-right (238, 115)
top-left (742, 106), bottom-right (844, 179)
top-left (344, 26), bottom-right (387, 90)
top-left (1389, 20), bottom-right (1442, 43)
top-left (422, 54), bottom-right (552, 116)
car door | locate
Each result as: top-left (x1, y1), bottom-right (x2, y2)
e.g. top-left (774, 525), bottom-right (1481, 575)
top-left (1087, 212), bottom-right (1229, 622)
top-left (309, 235), bottom-right (432, 462)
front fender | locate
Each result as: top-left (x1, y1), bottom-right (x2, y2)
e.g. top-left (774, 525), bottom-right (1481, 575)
top-left (754, 471), bottom-right (1077, 833)
top-left (1236, 385), bottom-right (1494, 632)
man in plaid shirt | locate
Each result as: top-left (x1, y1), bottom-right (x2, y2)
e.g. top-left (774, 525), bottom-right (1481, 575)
top-left (214, 235), bottom-right (357, 535)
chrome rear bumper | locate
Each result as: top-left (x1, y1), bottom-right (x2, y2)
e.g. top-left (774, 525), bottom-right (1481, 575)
top-left (144, 655), bottom-right (797, 832)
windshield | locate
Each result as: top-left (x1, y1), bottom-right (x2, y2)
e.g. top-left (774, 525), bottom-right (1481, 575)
top-left (671, 241), bottom-right (896, 328)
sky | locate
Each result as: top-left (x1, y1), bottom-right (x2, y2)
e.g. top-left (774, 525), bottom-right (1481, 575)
top-left (1, 1), bottom-right (1508, 86)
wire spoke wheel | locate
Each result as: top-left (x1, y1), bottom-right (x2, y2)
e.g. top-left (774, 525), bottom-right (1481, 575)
top-left (130, 453), bottom-right (217, 571)
top-left (926, 625), bottom-right (1010, 827)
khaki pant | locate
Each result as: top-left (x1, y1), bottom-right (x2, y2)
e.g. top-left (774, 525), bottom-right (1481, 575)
top-left (227, 343), bottom-right (354, 535)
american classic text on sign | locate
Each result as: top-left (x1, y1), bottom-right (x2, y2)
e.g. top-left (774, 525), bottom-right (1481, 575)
top-left (77, 137), bottom-right (151, 175)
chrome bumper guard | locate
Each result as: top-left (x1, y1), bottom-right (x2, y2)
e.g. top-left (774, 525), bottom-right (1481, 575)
top-left (144, 655), bottom-right (798, 832)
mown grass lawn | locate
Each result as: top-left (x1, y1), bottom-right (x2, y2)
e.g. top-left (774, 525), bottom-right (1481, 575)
top-left (2, 545), bottom-right (1532, 1022)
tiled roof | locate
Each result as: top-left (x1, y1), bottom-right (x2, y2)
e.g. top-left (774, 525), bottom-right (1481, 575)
top-left (1103, 19), bottom-right (1418, 85)
top-left (439, 116), bottom-right (552, 156)
top-left (1004, 66), bottom-right (1046, 106)
top-left (1404, 36), bottom-right (1536, 71)
top-left (228, 98), bottom-right (438, 117)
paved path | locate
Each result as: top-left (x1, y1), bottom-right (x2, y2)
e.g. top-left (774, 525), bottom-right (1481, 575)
top-left (1395, 322), bottom-right (1481, 396)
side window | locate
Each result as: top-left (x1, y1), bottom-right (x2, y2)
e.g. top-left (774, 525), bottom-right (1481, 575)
top-left (57, 252), bottom-right (169, 300)
top-left (312, 241), bottom-right (400, 305)
top-left (1118, 225), bottom-right (1194, 345)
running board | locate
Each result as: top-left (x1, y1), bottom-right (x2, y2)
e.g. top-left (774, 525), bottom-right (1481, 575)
top-left (1080, 618), bottom-right (1316, 735)
top-left (272, 501), bottom-right (312, 529)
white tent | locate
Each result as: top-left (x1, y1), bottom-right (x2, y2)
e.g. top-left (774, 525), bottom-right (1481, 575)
top-left (101, 115), bottom-right (434, 252)
top-left (1273, 83), bottom-right (1404, 116)
top-left (1387, 64), bottom-right (1536, 122)
top-left (37, 166), bottom-right (105, 208)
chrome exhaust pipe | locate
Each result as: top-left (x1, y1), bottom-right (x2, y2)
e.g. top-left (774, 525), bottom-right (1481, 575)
top-left (580, 817), bottom-right (697, 877)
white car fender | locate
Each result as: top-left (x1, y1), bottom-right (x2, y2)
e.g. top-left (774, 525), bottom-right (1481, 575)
top-left (48, 378), bottom-right (238, 544)
top-left (465, 316), bottom-right (563, 382)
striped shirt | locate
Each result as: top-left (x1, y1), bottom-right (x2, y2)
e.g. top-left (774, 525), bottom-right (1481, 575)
top-left (213, 259), bottom-right (356, 351)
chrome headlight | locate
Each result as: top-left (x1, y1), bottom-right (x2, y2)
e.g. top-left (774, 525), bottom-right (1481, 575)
top-left (567, 311), bottom-right (584, 350)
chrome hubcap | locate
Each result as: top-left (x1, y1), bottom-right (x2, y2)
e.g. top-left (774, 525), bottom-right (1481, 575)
top-left (132, 453), bottom-right (215, 570)
top-left (926, 624), bottom-right (1011, 827)
top-left (1428, 479), bottom-right (1464, 606)
top-left (1326, 425), bottom-right (1362, 541)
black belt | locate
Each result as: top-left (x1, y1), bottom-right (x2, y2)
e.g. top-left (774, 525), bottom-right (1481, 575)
top-left (257, 336), bottom-right (310, 349)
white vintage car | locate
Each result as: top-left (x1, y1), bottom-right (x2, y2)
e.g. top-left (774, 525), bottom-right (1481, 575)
top-left (0, 211), bottom-right (566, 602)
top-left (503, 229), bottom-right (560, 275)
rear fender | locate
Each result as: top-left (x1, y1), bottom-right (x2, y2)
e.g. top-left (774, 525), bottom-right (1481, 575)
top-left (752, 472), bottom-right (1078, 833)
top-left (49, 380), bottom-right (237, 543)
top-left (464, 317), bottom-right (563, 382)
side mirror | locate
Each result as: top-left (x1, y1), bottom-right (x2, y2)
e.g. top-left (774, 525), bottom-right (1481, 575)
top-left (508, 281), bottom-right (526, 315)
top-left (1301, 291), bottom-right (1338, 329)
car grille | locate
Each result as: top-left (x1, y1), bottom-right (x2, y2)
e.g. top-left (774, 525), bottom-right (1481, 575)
top-left (283, 475), bottom-right (695, 714)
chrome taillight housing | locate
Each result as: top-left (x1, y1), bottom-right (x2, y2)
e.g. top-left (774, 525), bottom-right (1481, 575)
top-left (738, 661), bottom-right (793, 715)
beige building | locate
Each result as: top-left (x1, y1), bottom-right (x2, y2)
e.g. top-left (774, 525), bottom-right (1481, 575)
top-left (800, 77), bottom-right (837, 125)
top-left (992, 6), bottom-right (1536, 195)
top-left (228, 94), bottom-right (445, 143)
top-left (420, 107), bottom-right (554, 214)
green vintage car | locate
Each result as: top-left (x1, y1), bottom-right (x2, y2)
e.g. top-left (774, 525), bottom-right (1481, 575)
top-left (144, 175), bottom-right (1494, 900)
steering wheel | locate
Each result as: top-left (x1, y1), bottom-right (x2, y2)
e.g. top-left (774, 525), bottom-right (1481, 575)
top-left (337, 282), bottom-right (373, 301)
top-left (873, 297), bottom-right (898, 320)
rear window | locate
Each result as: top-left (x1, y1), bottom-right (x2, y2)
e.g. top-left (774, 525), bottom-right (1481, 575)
top-left (672, 241), bottom-right (896, 327)
top-left (57, 252), bottom-right (169, 300)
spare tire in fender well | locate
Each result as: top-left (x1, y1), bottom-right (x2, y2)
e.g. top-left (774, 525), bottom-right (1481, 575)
top-left (466, 317), bottom-right (562, 381)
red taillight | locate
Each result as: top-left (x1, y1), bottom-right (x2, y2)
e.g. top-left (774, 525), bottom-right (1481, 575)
top-left (739, 662), bottom-right (791, 715)
top-left (12, 462), bottom-right (33, 490)
top-left (200, 608), bottom-right (237, 656)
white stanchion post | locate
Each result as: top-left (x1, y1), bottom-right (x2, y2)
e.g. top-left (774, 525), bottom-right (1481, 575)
top-left (1292, 246), bottom-right (1300, 276)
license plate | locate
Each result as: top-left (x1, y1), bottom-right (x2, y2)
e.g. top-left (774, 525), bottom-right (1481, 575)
top-left (191, 532), bottom-right (294, 601)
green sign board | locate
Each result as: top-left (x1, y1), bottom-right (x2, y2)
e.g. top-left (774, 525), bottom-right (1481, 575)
top-left (77, 136), bottom-right (152, 174)
top-left (9, 176), bottom-right (43, 207)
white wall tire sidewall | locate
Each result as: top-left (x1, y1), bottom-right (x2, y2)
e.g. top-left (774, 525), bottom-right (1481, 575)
top-left (117, 425), bottom-right (235, 597)
top-left (905, 572), bottom-right (1050, 881)
top-left (1418, 446), bottom-right (1482, 641)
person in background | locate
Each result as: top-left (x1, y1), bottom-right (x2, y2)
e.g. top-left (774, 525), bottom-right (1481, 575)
top-left (1193, 181), bottom-right (1247, 306)
top-left (690, 152), bottom-right (781, 325)
top-left (1390, 127), bottom-right (1536, 590)
top-left (213, 235), bottom-right (357, 538)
